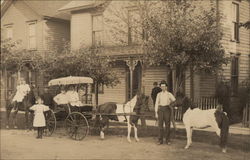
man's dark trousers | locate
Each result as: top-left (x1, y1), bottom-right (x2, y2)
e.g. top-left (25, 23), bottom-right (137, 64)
top-left (158, 106), bottom-right (171, 143)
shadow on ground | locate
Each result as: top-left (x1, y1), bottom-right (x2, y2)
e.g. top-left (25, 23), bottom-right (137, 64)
top-left (1, 111), bottom-right (249, 153)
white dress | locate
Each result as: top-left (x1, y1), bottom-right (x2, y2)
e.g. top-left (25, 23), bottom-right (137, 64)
top-left (53, 93), bottom-right (69, 105)
top-left (66, 91), bottom-right (83, 107)
top-left (12, 84), bottom-right (30, 102)
top-left (30, 104), bottom-right (50, 127)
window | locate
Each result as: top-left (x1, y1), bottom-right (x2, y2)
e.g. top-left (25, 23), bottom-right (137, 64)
top-left (92, 83), bottom-right (104, 94)
top-left (4, 24), bottom-right (13, 39)
top-left (231, 3), bottom-right (239, 42)
top-left (128, 9), bottom-right (142, 45)
top-left (92, 15), bottom-right (103, 47)
top-left (6, 25), bottom-right (13, 39)
top-left (28, 22), bottom-right (37, 50)
top-left (231, 56), bottom-right (239, 95)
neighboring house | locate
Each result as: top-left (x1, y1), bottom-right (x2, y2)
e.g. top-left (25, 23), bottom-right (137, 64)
top-left (59, 0), bottom-right (250, 105)
top-left (1, 0), bottom-right (71, 107)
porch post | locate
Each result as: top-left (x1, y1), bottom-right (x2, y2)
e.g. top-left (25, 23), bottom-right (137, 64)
top-left (125, 58), bottom-right (138, 99)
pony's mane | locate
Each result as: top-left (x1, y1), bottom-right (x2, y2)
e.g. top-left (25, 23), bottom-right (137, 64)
top-left (125, 95), bottom-right (137, 110)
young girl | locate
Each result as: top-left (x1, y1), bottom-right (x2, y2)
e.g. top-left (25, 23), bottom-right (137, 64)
top-left (30, 97), bottom-right (50, 139)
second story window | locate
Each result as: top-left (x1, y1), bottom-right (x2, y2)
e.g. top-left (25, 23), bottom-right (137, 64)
top-left (6, 25), bottom-right (13, 39)
top-left (128, 9), bottom-right (141, 45)
top-left (92, 15), bottom-right (103, 47)
top-left (231, 2), bottom-right (239, 42)
top-left (28, 21), bottom-right (37, 50)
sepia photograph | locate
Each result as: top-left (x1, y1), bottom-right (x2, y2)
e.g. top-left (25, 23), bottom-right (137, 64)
top-left (0, 0), bottom-right (250, 159)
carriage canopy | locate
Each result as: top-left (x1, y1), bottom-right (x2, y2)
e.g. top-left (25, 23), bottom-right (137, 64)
top-left (48, 76), bottom-right (93, 86)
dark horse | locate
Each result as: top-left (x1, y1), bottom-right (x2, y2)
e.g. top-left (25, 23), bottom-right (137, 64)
top-left (175, 93), bottom-right (230, 153)
top-left (6, 89), bottom-right (36, 129)
top-left (96, 93), bottom-right (149, 142)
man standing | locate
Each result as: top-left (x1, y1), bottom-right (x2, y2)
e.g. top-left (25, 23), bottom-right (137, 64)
top-left (151, 82), bottom-right (162, 106)
top-left (155, 80), bottom-right (176, 145)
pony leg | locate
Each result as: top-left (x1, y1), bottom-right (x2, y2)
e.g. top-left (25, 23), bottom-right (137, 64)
top-left (100, 116), bottom-right (108, 140)
top-left (6, 103), bottom-right (13, 129)
top-left (185, 126), bottom-right (192, 149)
top-left (190, 128), bottom-right (193, 145)
top-left (211, 121), bottom-right (221, 137)
top-left (13, 110), bottom-right (19, 129)
top-left (133, 124), bottom-right (139, 142)
top-left (127, 116), bottom-right (132, 143)
top-left (25, 111), bottom-right (29, 129)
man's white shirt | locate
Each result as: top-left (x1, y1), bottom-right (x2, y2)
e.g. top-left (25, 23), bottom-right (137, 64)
top-left (155, 91), bottom-right (176, 113)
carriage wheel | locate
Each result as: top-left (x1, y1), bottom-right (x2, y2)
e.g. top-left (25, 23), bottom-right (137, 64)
top-left (44, 110), bottom-right (56, 136)
top-left (65, 112), bottom-right (89, 140)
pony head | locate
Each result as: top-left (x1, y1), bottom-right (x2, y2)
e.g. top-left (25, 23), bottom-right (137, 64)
top-left (175, 92), bottom-right (197, 114)
top-left (134, 93), bottom-right (149, 113)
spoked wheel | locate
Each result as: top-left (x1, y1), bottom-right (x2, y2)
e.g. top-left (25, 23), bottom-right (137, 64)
top-left (44, 109), bottom-right (56, 136)
top-left (65, 112), bottom-right (89, 140)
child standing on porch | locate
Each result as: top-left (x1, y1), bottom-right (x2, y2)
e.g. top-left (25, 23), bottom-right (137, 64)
top-left (30, 97), bottom-right (50, 139)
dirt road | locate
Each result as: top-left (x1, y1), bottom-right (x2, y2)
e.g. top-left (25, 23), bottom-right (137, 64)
top-left (1, 129), bottom-right (249, 160)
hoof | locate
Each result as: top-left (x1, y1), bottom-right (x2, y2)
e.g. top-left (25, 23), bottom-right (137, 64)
top-left (135, 138), bottom-right (140, 142)
top-left (14, 126), bottom-right (18, 129)
top-left (184, 146), bottom-right (189, 149)
top-left (6, 125), bottom-right (9, 129)
top-left (100, 131), bottom-right (104, 140)
top-left (127, 138), bottom-right (131, 143)
top-left (222, 148), bottom-right (227, 153)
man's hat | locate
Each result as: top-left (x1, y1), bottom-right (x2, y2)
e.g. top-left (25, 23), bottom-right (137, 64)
top-left (153, 82), bottom-right (158, 86)
top-left (160, 80), bottom-right (168, 87)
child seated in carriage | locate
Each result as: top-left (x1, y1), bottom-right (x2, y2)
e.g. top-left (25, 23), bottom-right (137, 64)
top-left (66, 85), bottom-right (84, 107)
top-left (12, 78), bottom-right (31, 110)
top-left (53, 87), bottom-right (69, 112)
top-left (29, 97), bottom-right (50, 139)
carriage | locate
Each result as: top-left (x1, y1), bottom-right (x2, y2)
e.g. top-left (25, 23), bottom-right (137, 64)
top-left (44, 76), bottom-right (94, 140)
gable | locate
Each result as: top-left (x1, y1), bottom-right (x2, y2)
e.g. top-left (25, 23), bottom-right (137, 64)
top-left (1, 0), bottom-right (41, 25)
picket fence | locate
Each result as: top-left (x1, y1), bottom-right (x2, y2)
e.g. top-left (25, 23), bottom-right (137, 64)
top-left (242, 103), bottom-right (250, 128)
top-left (174, 97), bottom-right (218, 121)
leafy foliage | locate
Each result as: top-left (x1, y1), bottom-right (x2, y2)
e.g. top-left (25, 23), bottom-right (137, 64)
top-left (1, 39), bottom-right (45, 72)
top-left (142, 1), bottom-right (229, 92)
top-left (105, 0), bottom-right (229, 94)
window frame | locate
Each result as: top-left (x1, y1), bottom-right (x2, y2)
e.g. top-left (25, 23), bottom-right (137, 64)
top-left (91, 83), bottom-right (104, 94)
top-left (230, 54), bottom-right (240, 96)
top-left (231, 2), bottom-right (240, 42)
top-left (6, 25), bottom-right (13, 39)
top-left (127, 8), bottom-right (142, 45)
top-left (92, 14), bottom-right (104, 47)
top-left (27, 21), bottom-right (37, 50)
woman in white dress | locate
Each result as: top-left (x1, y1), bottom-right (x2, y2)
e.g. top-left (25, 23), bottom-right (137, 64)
top-left (29, 97), bottom-right (50, 139)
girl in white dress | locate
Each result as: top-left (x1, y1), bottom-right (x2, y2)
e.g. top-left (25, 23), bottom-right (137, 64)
top-left (30, 97), bottom-right (50, 139)
top-left (12, 79), bottom-right (30, 110)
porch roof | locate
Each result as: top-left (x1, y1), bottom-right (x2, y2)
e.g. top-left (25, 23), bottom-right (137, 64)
top-left (58, 0), bottom-right (107, 12)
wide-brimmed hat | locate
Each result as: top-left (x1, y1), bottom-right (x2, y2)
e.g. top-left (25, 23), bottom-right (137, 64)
top-left (160, 80), bottom-right (168, 87)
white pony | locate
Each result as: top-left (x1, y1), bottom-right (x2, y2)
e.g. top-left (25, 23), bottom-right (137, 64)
top-left (182, 101), bottom-right (230, 153)
top-left (96, 93), bottom-right (149, 142)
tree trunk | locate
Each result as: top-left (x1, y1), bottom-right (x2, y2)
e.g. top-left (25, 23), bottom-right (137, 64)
top-left (94, 82), bottom-right (99, 111)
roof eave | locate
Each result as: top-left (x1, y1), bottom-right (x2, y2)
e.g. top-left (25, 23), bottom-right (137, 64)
top-left (58, 4), bottom-right (96, 12)
top-left (1, 0), bottom-right (13, 18)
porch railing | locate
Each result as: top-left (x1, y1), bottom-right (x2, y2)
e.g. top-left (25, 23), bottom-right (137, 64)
top-left (174, 97), bottom-right (218, 121)
top-left (242, 103), bottom-right (250, 128)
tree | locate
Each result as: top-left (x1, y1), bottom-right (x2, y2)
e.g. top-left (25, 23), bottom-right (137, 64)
top-left (1, 39), bottom-right (44, 76)
top-left (42, 44), bottom-right (120, 108)
top-left (241, 21), bottom-right (250, 29)
top-left (105, 0), bottom-right (229, 95)
top-left (1, 39), bottom-right (120, 108)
